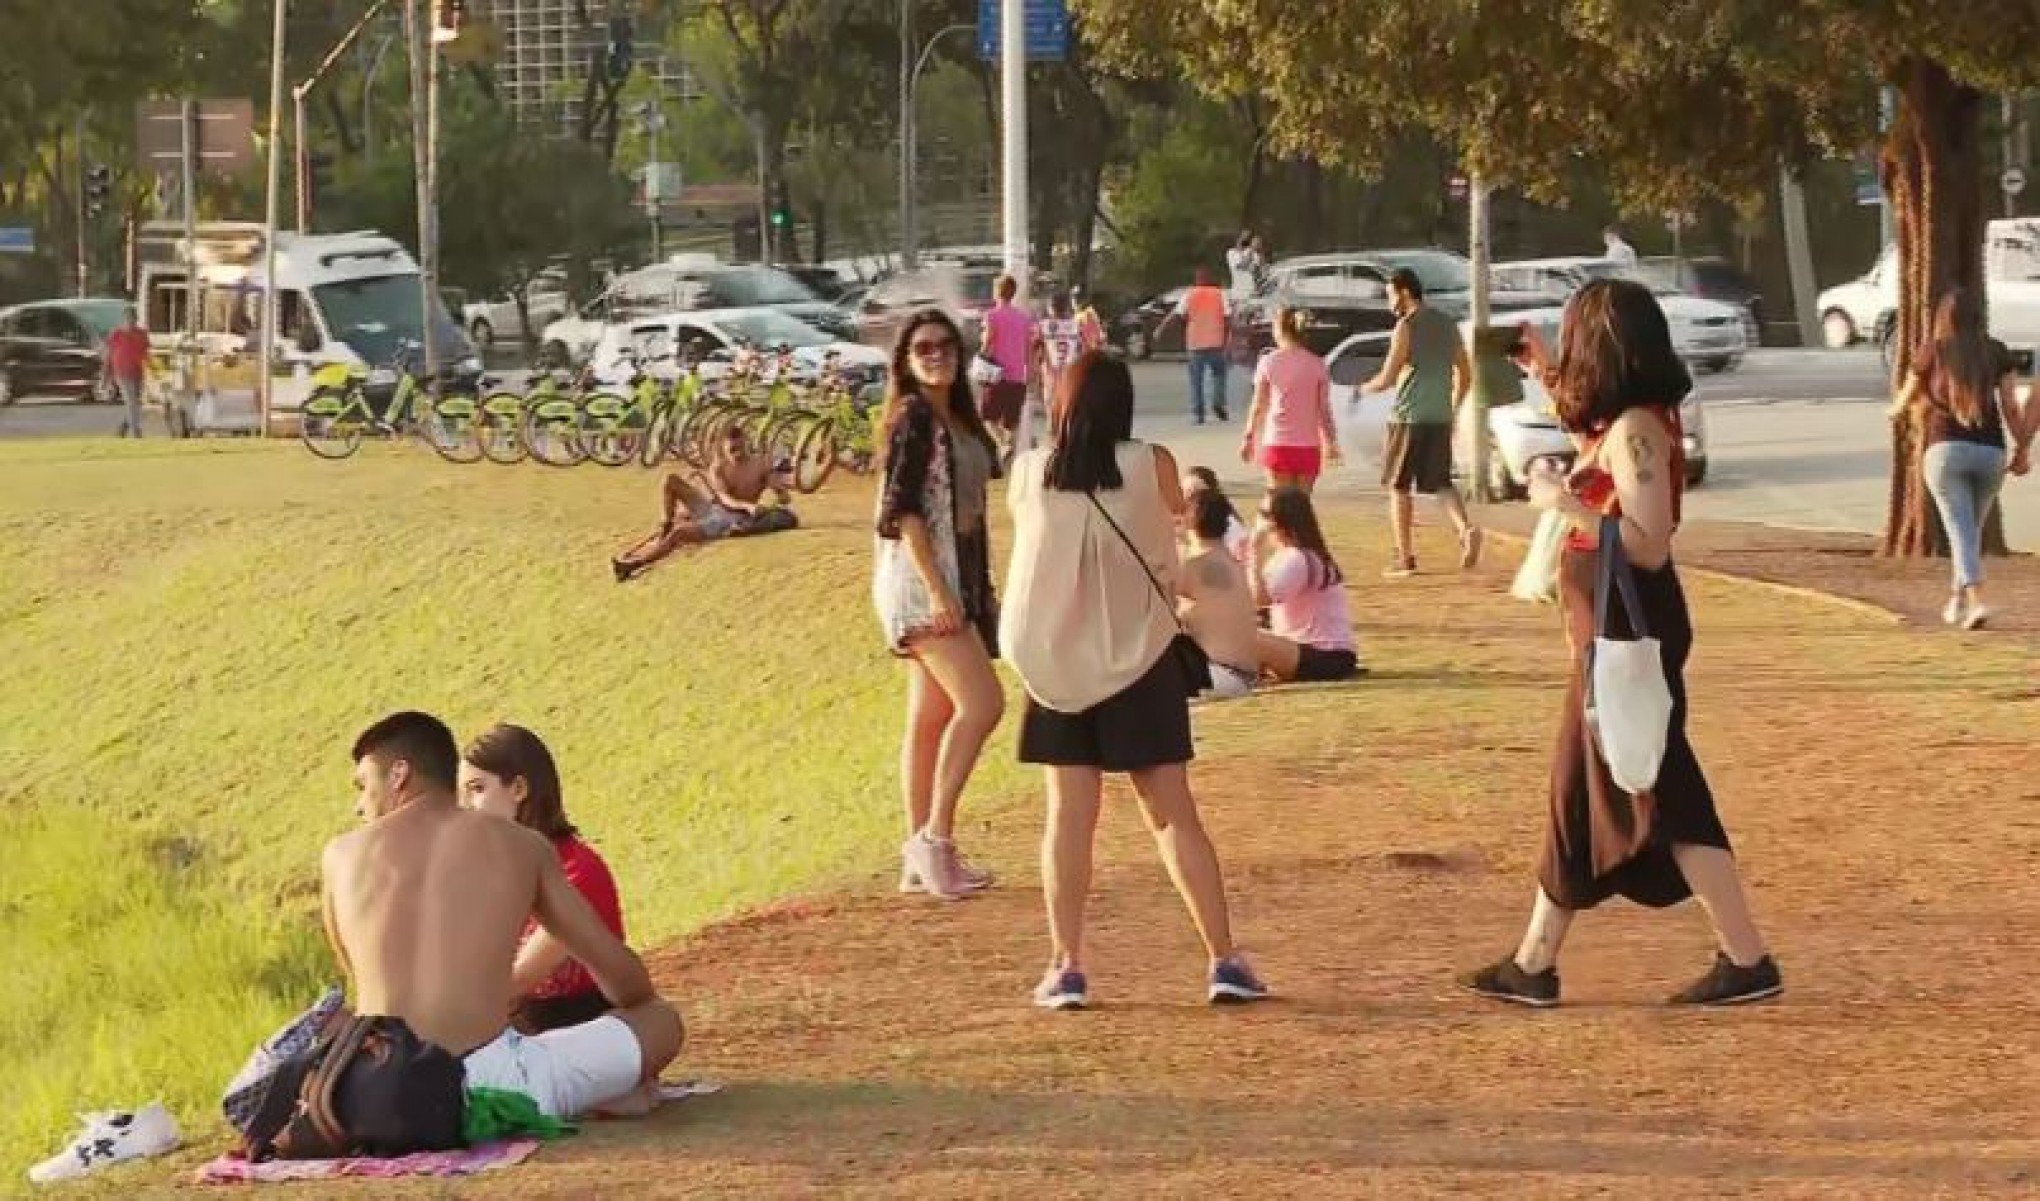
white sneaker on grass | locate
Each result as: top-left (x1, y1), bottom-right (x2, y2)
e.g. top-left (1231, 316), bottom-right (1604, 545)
top-left (1942, 594), bottom-right (1966, 626)
top-left (27, 1103), bottom-right (180, 1184)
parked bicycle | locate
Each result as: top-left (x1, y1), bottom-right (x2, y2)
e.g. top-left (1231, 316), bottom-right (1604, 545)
top-left (298, 344), bottom-right (482, 462)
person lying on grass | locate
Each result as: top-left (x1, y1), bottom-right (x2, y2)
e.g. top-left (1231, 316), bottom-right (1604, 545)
top-left (325, 711), bottom-right (683, 1120)
top-left (613, 425), bottom-right (799, 582)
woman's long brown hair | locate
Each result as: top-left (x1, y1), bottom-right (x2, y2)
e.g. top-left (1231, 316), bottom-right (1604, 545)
top-left (1550, 279), bottom-right (1692, 434)
top-left (463, 723), bottom-right (575, 840)
top-left (876, 308), bottom-right (993, 469)
top-left (1919, 290), bottom-right (1992, 428)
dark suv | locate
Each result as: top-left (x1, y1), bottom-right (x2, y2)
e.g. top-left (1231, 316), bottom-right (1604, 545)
top-left (0, 298), bottom-right (129, 404)
top-left (1635, 257), bottom-right (1765, 345)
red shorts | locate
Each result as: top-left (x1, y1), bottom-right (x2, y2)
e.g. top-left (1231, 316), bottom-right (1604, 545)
top-left (1259, 444), bottom-right (1322, 478)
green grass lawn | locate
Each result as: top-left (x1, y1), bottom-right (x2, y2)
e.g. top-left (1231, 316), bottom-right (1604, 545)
top-left (0, 438), bottom-right (1030, 1180)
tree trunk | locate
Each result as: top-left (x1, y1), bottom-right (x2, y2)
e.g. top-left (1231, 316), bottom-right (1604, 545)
top-left (1878, 57), bottom-right (2011, 557)
top-left (810, 198), bottom-right (827, 265)
top-left (1072, 159), bottom-right (1102, 289)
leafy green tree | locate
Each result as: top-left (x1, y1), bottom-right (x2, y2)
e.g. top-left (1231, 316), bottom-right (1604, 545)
top-left (1075, 0), bottom-right (2040, 556)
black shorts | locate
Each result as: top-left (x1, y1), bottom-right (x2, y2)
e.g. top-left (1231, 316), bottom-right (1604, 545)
top-left (1018, 651), bottom-right (1194, 772)
top-left (1381, 422), bottom-right (1454, 493)
top-left (1295, 644), bottom-right (1360, 683)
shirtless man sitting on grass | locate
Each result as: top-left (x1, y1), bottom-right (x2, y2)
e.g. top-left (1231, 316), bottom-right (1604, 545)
top-left (1176, 489), bottom-right (1264, 699)
top-left (322, 711), bottom-right (683, 1118)
top-left (612, 425), bottom-right (800, 582)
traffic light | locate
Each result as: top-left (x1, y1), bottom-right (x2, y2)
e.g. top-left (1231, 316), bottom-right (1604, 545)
top-left (769, 205), bottom-right (792, 231)
top-left (85, 165), bottom-right (111, 216)
top-left (431, 0), bottom-right (465, 44)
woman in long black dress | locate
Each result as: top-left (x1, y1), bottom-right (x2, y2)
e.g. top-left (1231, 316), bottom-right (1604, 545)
top-left (1461, 279), bottom-right (1781, 1008)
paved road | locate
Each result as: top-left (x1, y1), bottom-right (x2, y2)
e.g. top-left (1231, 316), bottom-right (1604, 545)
top-left (1125, 347), bottom-right (2038, 541)
top-left (6, 348), bottom-right (2032, 541)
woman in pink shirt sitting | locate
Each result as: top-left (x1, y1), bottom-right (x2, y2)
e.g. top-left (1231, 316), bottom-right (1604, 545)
top-left (1249, 485), bottom-right (1364, 682)
top-left (1240, 307), bottom-right (1341, 492)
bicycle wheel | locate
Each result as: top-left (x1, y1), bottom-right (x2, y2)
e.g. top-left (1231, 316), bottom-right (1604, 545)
top-left (521, 395), bottom-right (587, 467)
top-left (639, 407), bottom-right (673, 468)
top-left (579, 391), bottom-right (644, 467)
top-left (420, 393), bottom-right (483, 464)
top-left (790, 416), bottom-right (839, 493)
top-left (299, 388), bottom-right (363, 459)
top-left (478, 393), bottom-right (528, 464)
top-left (674, 403), bottom-right (726, 468)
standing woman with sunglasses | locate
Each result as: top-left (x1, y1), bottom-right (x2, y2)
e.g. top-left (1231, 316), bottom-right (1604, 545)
top-left (873, 310), bottom-right (1007, 900)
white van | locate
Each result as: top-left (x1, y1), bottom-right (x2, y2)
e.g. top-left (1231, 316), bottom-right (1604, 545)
top-left (137, 221), bottom-right (475, 419)
top-left (1817, 219), bottom-right (2040, 366)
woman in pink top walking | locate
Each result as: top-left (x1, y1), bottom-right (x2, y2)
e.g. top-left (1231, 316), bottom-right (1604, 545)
top-left (1240, 307), bottom-right (1340, 492)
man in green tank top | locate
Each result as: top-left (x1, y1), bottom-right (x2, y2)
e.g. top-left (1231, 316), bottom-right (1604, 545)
top-left (1361, 268), bottom-right (1482, 578)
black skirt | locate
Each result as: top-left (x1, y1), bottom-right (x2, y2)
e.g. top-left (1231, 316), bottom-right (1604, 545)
top-left (1537, 547), bottom-right (1730, 911)
top-left (1019, 650), bottom-right (1194, 773)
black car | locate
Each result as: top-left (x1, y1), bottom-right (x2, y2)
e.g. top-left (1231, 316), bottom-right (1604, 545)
top-left (1114, 287), bottom-right (1189, 358)
top-left (1636, 257), bottom-right (1765, 344)
top-left (0, 298), bottom-right (127, 405)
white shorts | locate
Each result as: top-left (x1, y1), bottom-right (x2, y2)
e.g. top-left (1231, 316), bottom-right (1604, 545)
top-left (463, 1016), bottom-right (641, 1118)
top-left (1205, 661), bottom-right (1256, 699)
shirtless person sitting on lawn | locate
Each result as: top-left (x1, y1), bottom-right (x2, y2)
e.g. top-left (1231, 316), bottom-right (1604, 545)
top-left (612, 425), bottom-right (800, 582)
top-left (322, 711), bottom-right (683, 1118)
top-left (1176, 489), bottom-right (1263, 699)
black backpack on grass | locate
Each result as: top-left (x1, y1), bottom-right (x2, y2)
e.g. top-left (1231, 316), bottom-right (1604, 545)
top-left (241, 1013), bottom-right (466, 1161)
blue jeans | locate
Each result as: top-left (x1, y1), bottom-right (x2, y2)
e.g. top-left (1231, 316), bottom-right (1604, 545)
top-left (1187, 349), bottom-right (1228, 420)
top-left (1922, 440), bottom-right (2007, 588)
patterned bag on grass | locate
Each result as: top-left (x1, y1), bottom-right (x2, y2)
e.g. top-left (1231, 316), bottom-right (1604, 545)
top-left (221, 985), bottom-right (346, 1134)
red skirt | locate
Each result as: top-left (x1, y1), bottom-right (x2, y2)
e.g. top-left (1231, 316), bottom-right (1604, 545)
top-left (1259, 443), bottom-right (1322, 477)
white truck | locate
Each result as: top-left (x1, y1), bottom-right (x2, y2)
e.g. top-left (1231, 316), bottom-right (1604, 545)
top-left (1817, 218), bottom-right (2040, 367)
top-left (136, 222), bottom-right (476, 431)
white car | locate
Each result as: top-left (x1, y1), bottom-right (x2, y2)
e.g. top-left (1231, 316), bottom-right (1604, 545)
top-left (463, 267), bottom-right (570, 352)
top-left (1492, 257), bottom-right (1750, 373)
top-left (589, 307), bottom-right (887, 391)
top-left (1323, 330), bottom-right (1709, 499)
top-left (1825, 222), bottom-right (2040, 367)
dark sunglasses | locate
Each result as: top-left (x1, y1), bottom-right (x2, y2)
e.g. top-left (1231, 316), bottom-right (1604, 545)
top-left (908, 335), bottom-right (957, 359)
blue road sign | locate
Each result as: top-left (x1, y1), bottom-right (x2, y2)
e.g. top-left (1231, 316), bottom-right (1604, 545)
top-left (977, 0), bottom-right (1070, 62)
top-left (0, 227), bottom-right (33, 254)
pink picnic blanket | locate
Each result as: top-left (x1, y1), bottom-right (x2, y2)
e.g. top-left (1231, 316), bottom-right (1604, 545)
top-left (194, 1139), bottom-right (539, 1184)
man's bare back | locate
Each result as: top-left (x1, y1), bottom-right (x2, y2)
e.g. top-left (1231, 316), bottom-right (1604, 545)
top-left (1178, 546), bottom-right (1260, 672)
top-left (323, 804), bottom-right (554, 1055)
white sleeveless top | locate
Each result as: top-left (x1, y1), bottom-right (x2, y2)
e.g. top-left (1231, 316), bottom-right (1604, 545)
top-left (1001, 441), bottom-right (1179, 713)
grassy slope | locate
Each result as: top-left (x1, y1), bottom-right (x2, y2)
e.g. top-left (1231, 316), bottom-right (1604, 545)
top-left (0, 439), bottom-right (1027, 1180)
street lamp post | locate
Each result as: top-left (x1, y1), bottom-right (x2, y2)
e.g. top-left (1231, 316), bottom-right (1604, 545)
top-left (258, 0), bottom-right (288, 434)
top-left (900, 22), bottom-right (972, 273)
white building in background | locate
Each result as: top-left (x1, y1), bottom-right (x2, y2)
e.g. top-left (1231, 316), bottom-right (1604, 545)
top-left (489, 0), bottom-right (697, 134)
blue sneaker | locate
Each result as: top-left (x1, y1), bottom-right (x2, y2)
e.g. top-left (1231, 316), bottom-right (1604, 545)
top-left (1208, 957), bottom-right (1269, 1005)
top-left (1032, 968), bottom-right (1089, 1011)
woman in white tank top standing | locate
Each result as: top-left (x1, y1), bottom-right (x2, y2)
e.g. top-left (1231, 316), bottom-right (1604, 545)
top-left (1002, 351), bottom-right (1269, 1011)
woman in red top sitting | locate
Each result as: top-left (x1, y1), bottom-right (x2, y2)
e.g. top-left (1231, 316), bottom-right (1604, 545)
top-left (1460, 279), bottom-right (1781, 1009)
top-left (459, 724), bottom-right (626, 1034)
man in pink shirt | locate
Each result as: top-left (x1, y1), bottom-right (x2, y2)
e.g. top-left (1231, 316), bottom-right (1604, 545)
top-left (1166, 267), bottom-right (1231, 424)
top-left (979, 274), bottom-right (1033, 449)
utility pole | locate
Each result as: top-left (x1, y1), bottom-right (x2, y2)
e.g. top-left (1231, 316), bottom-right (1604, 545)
top-left (1779, 164), bottom-right (1820, 347)
top-left (74, 113), bottom-right (88, 297)
top-left (403, 0), bottom-right (439, 375)
top-left (898, 0), bottom-right (913, 270)
top-left (259, 0), bottom-right (289, 433)
top-left (1466, 171), bottom-right (1492, 502)
top-left (1877, 87), bottom-right (1896, 247)
top-left (999, 0), bottom-right (1027, 297)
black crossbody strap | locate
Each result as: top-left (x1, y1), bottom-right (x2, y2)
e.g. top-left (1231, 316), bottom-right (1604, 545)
top-left (1084, 488), bottom-right (1187, 635)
